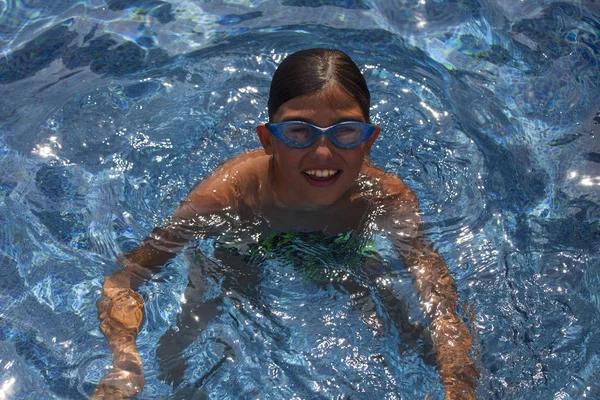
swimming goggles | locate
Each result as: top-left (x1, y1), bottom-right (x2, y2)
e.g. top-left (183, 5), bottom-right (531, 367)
top-left (266, 121), bottom-right (376, 149)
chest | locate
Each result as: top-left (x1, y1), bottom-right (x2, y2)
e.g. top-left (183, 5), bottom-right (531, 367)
top-left (256, 199), bottom-right (371, 234)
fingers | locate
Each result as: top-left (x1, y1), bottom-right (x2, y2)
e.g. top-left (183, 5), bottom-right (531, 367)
top-left (107, 289), bottom-right (145, 330)
top-left (98, 289), bottom-right (144, 339)
top-left (90, 369), bottom-right (145, 400)
top-left (94, 287), bottom-right (146, 400)
top-left (445, 385), bottom-right (475, 400)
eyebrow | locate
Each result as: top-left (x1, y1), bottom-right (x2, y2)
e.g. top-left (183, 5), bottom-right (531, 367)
top-left (280, 116), bottom-right (365, 125)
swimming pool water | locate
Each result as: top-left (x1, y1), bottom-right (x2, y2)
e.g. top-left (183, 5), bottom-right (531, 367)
top-left (1, 0), bottom-right (599, 399)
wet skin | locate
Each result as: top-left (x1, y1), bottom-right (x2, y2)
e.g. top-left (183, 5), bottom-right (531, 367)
top-left (256, 85), bottom-right (380, 209)
top-left (91, 86), bottom-right (479, 400)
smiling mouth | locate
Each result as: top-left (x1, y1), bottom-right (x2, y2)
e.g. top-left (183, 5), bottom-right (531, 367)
top-left (302, 169), bottom-right (342, 187)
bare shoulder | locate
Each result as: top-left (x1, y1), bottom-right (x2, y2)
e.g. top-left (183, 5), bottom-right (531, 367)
top-left (360, 161), bottom-right (418, 203)
top-left (185, 149), bottom-right (269, 214)
top-left (215, 149), bottom-right (270, 172)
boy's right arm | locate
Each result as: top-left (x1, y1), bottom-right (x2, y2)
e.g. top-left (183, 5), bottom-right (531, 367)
top-left (90, 159), bottom-right (246, 399)
top-left (90, 202), bottom-right (216, 399)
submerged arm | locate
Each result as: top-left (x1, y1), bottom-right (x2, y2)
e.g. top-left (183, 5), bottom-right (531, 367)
top-left (386, 192), bottom-right (478, 399)
top-left (91, 170), bottom-right (240, 399)
top-left (90, 201), bottom-right (207, 399)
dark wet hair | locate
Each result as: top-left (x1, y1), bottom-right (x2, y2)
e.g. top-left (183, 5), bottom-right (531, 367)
top-left (268, 48), bottom-right (371, 123)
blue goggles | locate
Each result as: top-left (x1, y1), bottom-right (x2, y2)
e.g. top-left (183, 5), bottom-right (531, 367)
top-left (266, 121), bottom-right (376, 149)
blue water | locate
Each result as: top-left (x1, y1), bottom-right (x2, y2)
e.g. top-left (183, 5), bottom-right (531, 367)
top-left (1, 0), bottom-right (599, 399)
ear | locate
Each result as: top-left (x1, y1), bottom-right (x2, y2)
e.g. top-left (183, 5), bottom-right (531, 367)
top-left (364, 125), bottom-right (380, 152)
top-left (256, 124), bottom-right (274, 155)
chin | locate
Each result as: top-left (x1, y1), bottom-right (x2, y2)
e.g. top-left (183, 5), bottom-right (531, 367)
top-left (305, 192), bottom-right (344, 207)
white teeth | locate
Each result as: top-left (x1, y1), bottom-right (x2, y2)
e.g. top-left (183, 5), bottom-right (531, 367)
top-left (305, 169), bottom-right (339, 178)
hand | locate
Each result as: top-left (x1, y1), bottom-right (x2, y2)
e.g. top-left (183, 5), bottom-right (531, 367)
top-left (439, 351), bottom-right (478, 400)
top-left (89, 368), bottom-right (145, 399)
top-left (444, 384), bottom-right (475, 400)
top-left (97, 287), bottom-right (145, 337)
top-left (431, 316), bottom-right (478, 400)
top-left (92, 287), bottom-right (146, 399)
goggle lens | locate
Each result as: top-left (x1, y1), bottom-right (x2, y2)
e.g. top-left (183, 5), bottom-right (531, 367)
top-left (281, 124), bottom-right (313, 144)
top-left (332, 124), bottom-right (363, 144)
top-left (269, 121), bottom-right (374, 149)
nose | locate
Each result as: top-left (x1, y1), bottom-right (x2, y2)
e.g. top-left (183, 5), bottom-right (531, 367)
top-left (313, 136), bottom-right (334, 159)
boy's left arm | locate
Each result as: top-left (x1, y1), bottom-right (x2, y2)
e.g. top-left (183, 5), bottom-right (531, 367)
top-left (380, 180), bottom-right (479, 399)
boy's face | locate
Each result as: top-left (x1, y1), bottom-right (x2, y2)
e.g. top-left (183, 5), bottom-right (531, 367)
top-left (256, 85), bottom-right (380, 209)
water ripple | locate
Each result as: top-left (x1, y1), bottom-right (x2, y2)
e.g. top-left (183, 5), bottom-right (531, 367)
top-left (0, 1), bottom-right (599, 399)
